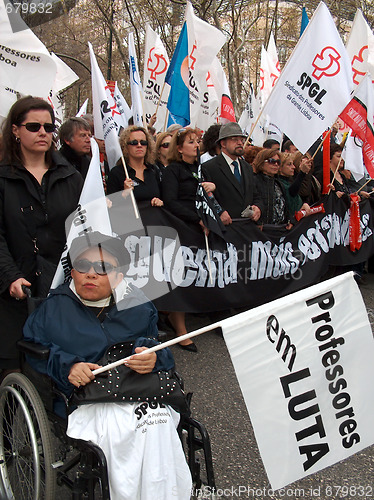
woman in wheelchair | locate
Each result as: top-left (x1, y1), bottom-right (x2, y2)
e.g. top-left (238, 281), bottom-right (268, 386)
top-left (23, 231), bottom-right (192, 500)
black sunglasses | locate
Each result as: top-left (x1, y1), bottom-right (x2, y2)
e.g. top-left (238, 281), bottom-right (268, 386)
top-left (127, 140), bottom-right (148, 146)
top-left (160, 142), bottom-right (170, 148)
top-left (73, 259), bottom-right (117, 275)
top-left (19, 122), bottom-right (56, 133)
top-left (266, 158), bottom-right (281, 165)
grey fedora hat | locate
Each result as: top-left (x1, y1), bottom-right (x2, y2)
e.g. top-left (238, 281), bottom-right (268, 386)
top-left (217, 122), bottom-right (246, 143)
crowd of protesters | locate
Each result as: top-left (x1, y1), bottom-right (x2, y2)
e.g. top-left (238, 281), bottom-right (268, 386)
top-left (0, 96), bottom-right (374, 374)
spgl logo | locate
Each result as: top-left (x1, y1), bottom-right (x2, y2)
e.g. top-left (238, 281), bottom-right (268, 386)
top-left (312, 46), bottom-right (341, 80)
top-left (146, 47), bottom-right (168, 81)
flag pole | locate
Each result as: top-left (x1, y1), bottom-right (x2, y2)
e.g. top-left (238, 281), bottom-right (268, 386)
top-left (120, 155), bottom-right (140, 219)
top-left (163, 109), bottom-right (169, 132)
top-left (92, 320), bottom-right (222, 375)
top-left (154, 82), bottom-right (166, 118)
top-left (327, 155), bottom-right (343, 194)
top-left (311, 130), bottom-right (331, 160)
top-left (204, 232), bottom-right (213, 285)
top-left (356, 178), bottom-right (373, 194)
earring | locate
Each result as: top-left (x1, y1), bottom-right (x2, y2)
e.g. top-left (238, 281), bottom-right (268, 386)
top-left (15, 136), bottom-right (20, 143)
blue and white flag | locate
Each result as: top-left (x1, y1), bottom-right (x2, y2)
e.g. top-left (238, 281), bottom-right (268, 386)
top-left (165, 22), bottom-right (190, 127)
top-left (128, 32), bottom-right (144, 127)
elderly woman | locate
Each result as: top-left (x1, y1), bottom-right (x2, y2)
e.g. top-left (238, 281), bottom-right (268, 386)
top-left (106, 125), bottom-right (163, 207)
top-left (0, 96), bottom-right (83, 377)
top-left (23, 232), bottom-right (192, 500)
top-left (253, 148), bottom-right (289, 225)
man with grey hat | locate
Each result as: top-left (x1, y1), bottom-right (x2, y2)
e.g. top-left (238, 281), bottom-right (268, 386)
top-left (202, 122), bottom-right (262, 223)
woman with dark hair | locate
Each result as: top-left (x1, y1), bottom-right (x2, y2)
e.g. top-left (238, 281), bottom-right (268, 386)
top-left (106, 125), bottom-right (163, 207)
top-left (0, 96), bottom-right (83, 376)
top-left (200, 124), bottom-right (221, 163)
top-left (253, 148), bottom-right (289, 225)
top-left (161, 128), bottom-right (216, 352)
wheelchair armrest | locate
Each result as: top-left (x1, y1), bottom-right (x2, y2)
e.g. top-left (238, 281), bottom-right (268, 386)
top-left (17, 340), bottom-right (50, 360)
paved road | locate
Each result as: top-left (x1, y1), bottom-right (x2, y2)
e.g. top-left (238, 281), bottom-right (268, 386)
top-left (169, 274), bottom-right (374, 500)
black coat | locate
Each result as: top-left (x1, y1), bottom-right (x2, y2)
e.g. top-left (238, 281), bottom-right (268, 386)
top-left (202, 154), bottom-right (262, 219)
top-left (0, 152), bottom-right (83, 362)
top-left (106, 163), bottom-right (161, 201)
top-left (161, 160), bottom-right (200, 224)
top-left (254, 173), bottom-right (289, 225)
top-left (59, 143), bottom-right (91, 179)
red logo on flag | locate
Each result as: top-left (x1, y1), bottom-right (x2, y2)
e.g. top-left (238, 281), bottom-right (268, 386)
top-left (147, 47), bottom-right (168, 81)
top-left (189, 44), bottom-right (197, 71)
top-left (351, 46), bottom-right (369, 86)
top-left (312, 46), bottom-right (341, 80)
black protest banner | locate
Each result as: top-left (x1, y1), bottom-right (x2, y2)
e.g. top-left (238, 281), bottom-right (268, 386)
top-left (116, 196), bottom-right (374, 313)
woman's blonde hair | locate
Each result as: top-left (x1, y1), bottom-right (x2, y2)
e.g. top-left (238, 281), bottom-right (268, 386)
top-left (119, 125), bottom-right (156, 164)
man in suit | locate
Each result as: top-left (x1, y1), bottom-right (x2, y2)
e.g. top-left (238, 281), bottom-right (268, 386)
top-left (202, 122), bottom-right (262, 224)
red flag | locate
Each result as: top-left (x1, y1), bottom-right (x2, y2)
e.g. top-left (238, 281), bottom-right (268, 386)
top-left (339, 74), bottom-right (374, 177)
top-left (322, 130), bottom-right (331, 194)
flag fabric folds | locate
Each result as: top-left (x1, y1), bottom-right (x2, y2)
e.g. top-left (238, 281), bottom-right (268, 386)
top-left (185, 1), bottom-right (226, 127)
top-left (339, 73), bottom-right (374, 178)
top-left (51, 139), bottom-right (112, 289)
top-left (345, 9), bottom-right (374, 87)
top-left (143, 24), bottom-right (170, 130)
top-left (128, 32), bottom-right (145, 127)
top-left (221, 272), bottom-right (374, 490)
top-left (261, 1), bottom-right (353, 154)
top-left (165, 22), bottom-right (190, 127)
top-left (89, 42), bottom-right (122, 169)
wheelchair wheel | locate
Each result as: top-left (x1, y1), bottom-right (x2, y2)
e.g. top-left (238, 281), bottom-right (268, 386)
top-left (0, 372), bottom-right (56, 499)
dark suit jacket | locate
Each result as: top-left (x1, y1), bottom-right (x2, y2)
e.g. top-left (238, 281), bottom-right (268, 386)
top-left (202, 154), bottom-right (262, 218)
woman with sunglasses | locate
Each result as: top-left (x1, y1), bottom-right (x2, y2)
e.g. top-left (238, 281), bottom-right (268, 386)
top-left (252, 148), bottom-right (289, 225)
top-left (23, 232), bottom-right (192, 500)
top-left (155, 132), bottom-right (172, 174)
top-left (106, 125), bottom-right (163, 207)
top-left (0, 96), bottom-right (83, 378)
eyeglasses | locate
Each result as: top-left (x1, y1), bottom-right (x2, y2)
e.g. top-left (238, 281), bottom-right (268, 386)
top-left (73, 259), bottom-right (117, 275)
top-left (19, 122), bottom-right (56, 133)
top-left (160, 142), bottom-right (170, 148)
top-left (266, 158), bottom-right (281, 165)
top-left (127, 140), bottom-right (148, 146)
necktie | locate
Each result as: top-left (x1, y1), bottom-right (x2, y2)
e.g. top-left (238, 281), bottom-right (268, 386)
top-left (232, 160), bottom-right (241, 183)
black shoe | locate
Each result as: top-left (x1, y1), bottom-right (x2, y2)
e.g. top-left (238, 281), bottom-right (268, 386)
top-left (178, 342), bottom-right (198, 353)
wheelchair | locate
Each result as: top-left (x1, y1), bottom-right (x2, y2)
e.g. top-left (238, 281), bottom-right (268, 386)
top-left (0, 308), bottom-right (216, 499)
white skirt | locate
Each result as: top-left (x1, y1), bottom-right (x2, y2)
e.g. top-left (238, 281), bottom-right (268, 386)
top-left (67, 402), bottom-right (192, 500)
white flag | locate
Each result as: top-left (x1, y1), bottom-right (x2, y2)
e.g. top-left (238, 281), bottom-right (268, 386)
top-left (89, 42), bottom-right (122, 169)
top-left (113, 82), bottom-right (132, 130)
top-left (185, 1), bottom-right (226, 127)
top-left (51, 138), bottom-right (111, 289)
top-left (128, 32), bottom-right (144, 127)
top-left (143, 24), bottom-right (170, 131)
top-left (238, 83), bottom-right (261, 135)
top-left (76, 99), bottom-right (89, 118)
top-left (267, 32), bottom-right (281, 76)
top-left (0, 0), bottom-right (56, 99)
top-left (259, 45), bottom-right (279, 105)
top-left (208, 57), bottom-right (236, 124)
top-left (346, 9), bottom-right (374, 87)
top-left (221, 272), bottom-right (374, 490)
top-left (261, 1), bottom-right (353, 154)
top-left (196, 70), bottom-right (220, 131)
